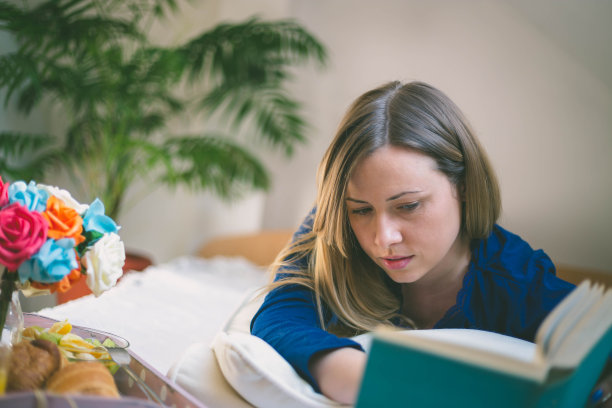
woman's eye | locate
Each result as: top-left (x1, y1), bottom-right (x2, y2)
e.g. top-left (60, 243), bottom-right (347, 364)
top-left (399, 202), bottom-right (419, 211)
top-left (350, 207), bottom-right (372, 216)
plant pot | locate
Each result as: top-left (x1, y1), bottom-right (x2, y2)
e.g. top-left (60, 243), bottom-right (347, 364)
top-left (55, 252), bottom-right (153, 305)
top-left (122, 252), bottom-right (153, 273)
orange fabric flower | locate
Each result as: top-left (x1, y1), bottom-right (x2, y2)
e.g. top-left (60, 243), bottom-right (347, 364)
top-left (30, 268), bottom-right (82, 293)
top-left (53, 275), bottom-right (72, 293)
top-left (42, 196), bottom-right (85, 245)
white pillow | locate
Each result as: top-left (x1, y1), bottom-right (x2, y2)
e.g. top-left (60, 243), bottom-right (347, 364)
top-left (210, 295), bottom-right (538, 408)
top-left (175, 281), bottom-right (534, 408)
top-left (167, 288), bottom-right (264, 408)
top-left (211, 290), bottom-right (352, 408)
top-left (168, 340), bottom-right (254, 408)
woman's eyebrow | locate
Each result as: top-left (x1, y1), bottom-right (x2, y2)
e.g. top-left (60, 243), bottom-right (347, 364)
top-left (386, 190), bottom-right (422, 201)
top-left (346, 190), bottom-right (422, 204)
top-left (346, 197), bottom-right (367, 203)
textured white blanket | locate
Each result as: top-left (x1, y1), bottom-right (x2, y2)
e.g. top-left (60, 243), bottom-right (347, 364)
top-left (38, 256), bottom-right (268, 375)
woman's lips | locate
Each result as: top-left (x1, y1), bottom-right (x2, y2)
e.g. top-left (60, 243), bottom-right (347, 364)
top-left (381, 256), bottom-right (414, 270)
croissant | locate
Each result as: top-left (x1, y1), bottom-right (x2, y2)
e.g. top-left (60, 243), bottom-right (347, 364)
top-left (46, 361), bottom-right (120, 398)
top-left (7, 339), bottom-right (65, 391)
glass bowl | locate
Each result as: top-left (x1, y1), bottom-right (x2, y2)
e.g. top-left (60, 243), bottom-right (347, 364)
top-left (22, 312), bottom-right (129, 366)
top-left (22, 313), bottom-right (129, 349)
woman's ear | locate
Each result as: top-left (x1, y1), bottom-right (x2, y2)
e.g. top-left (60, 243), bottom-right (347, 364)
top-left (458, 182), bottom-right (466, 201)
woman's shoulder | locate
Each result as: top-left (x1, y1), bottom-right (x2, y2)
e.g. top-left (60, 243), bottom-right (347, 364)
top-left (294, 206), bottom-right (316, 236)
top-left (452, 225), bottom-right (575, 339)
top-left (468, 224), bottom-right (566, 288)
top-left (472, 224), bottom-right (532, 263)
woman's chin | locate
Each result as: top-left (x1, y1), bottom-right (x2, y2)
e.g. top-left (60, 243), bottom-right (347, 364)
top-left (384, 268), bottom-right (426, 284)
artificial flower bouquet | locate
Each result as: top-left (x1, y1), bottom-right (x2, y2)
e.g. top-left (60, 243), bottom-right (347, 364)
top-left (0, 176), bottom-right (126, 341)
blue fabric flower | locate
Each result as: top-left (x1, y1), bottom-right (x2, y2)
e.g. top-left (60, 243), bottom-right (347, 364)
top-left (8, 181), bottom-right (49, 212)
top-left (82, 199), bottom-right (119, 234)
top-left (18, 238), bottom-right (78, 283)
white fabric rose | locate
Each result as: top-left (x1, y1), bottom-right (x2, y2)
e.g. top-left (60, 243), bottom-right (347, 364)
top-left (83, 232), bottom-right (126, 296)
top-left (38, 184), bottom-right (89, 214)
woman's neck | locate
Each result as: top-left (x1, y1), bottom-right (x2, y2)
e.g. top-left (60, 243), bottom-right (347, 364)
top-left (400, 236), bottom-right (471, 329)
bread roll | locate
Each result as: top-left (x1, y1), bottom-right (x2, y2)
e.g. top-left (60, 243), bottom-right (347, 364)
top-left (46, 361), bottom-right (120, 398)
top-left (7, 339), bottom-right (64, 391)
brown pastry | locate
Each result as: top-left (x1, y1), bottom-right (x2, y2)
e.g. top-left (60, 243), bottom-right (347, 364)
top-left (46, 361), bottom-right (120, 398)
top-left (7, 339), bottom-right (63, 391)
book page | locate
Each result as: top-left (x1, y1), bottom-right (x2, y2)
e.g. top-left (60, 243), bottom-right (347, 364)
top-left (535, 280), bottom-right (592, 356)
top-left (396, 329), bottom-right (537, 362)
top-left (375, 328), bottom-right (547, 381)
top-left (548, 288), bottom-right (612, 368)
top-left (544, 283), bottom-right (604, 360)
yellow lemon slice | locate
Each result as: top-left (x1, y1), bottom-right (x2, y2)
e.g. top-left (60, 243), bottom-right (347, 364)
top-left (59, 333), bottom-right (95, 351)
top-left (59, 333), bottom-right (110, 359)
top-left (49, 319), bottom-right (72, 335)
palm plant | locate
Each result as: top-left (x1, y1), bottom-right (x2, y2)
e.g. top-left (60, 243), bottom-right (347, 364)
top-left (0, 0), bottom-right (326, 220)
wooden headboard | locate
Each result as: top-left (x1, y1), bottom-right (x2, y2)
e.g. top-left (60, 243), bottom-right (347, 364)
top-left (197, 229), bottom-right (294, 267)
top-left (556, 264), bottom-right (612, 289)
top-left (197, 231), bottom-right (612, 288)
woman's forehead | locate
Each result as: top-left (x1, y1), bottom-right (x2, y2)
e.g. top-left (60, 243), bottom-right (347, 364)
top-left (346, 146), bottom-right (446, 198)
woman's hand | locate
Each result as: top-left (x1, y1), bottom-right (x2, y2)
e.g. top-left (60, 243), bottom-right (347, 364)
top-left (588, 362), bottom-right (612, 407)
top-left (309, 347), bottom-right (368, 404)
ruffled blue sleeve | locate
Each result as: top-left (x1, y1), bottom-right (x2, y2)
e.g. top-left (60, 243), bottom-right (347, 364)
top-left (437, 225), bottom-right (575, 341)
top-left (250, 208), bottom-right (362, 391)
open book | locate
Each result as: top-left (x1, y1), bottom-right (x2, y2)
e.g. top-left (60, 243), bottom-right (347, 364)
top-left (356, 280), bottom-right (612, 408)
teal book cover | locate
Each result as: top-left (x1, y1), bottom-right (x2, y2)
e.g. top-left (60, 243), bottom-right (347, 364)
top-left (356, 282), bottom-right (612, 408)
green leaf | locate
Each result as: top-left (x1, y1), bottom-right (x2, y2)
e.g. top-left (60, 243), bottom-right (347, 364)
top-left (38, 331), bottom-right (62, 345)
top-left (0, 132), bottom-right (63, 181)
top-left (77, 230), bottom-right (104, 256)
top-left (181, 17), bottom-right (327, 82)
top-left (0, 1), bottom-right (327, 219)
top-left (0, 132), bottom-right (54, 156)
top-left (200, 83), bottom-right (306, 155)
top-left (102, 338), bottom-right (117, 348)
top-left (163, 135), bottom-right (270, 199)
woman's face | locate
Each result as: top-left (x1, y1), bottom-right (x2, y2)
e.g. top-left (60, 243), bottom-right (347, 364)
top-left (346, 145), bottom-right (466, 284)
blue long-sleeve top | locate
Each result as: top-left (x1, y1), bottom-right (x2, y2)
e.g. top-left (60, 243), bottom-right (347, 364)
top-left (250, 212), bottom-right (575, 391)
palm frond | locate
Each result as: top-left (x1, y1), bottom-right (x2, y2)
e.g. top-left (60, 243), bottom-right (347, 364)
top-left (0, 132), bottom-right (63, 181)
top-left (0, 1), bottom-right (326, 218)
top-left (0, 53), bottom-right (37, 110)
top-left (201, 83), bottom-right (306, 155)
top-left (6, 0), bottom-right (143, 55)
top-left (0, 132), bottom-right (55, 156)
top-left (0, 2), bottom-right (22, 26)
top-left (163, 135), bottom-right (270, 199)
top-left (180, 17), bottom-right (327, 83)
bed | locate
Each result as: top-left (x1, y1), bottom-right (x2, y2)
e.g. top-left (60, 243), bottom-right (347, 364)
top-left (33, 230), bottom-right (612, 408)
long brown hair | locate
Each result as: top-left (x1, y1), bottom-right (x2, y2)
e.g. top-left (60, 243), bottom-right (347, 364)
top-left (269, 81), bottom-right (501, 335)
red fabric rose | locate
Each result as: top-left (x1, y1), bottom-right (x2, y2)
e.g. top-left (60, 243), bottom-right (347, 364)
top-left (0, 176), bottom-right (8, 208)
top-left (0, 202), bottom-right (48, 271)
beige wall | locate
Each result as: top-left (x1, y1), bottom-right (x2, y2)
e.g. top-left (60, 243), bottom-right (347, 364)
top-left (2, 0), bottom-right (611, 272)
top-left (260, 0), bottom-right (612, 271)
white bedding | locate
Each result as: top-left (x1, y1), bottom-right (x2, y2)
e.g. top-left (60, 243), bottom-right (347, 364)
top-left (37, 256), bottom-right (268, 375)
top-left (36, 256), bottom-right (541, 408)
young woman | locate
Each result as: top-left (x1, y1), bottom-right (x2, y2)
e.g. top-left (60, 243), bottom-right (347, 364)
top-left (250, 81), bottom-right (579, 404)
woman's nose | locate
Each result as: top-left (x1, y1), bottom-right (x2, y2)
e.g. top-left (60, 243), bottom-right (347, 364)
top-left (374, 215), bottom-right (402, 249)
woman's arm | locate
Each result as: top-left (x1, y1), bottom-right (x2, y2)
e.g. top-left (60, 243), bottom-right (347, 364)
top-left (250, 282), bottom-right (364, 389)
top-left (251, 207), bottom-right (366, 401)
top-left (309, 347), bottom-right (368, 404)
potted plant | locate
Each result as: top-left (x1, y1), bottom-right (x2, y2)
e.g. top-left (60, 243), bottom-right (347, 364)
top-left (0, 0), bottom-right (327, 222)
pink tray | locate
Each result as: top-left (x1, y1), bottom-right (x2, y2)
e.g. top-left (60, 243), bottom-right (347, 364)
top-left (0, 314), bottom-right (207, 408)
